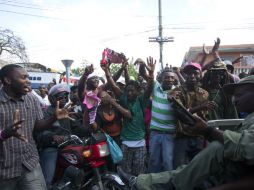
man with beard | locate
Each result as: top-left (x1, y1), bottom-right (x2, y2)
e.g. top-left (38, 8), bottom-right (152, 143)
top-left (0, 64), bottom-right (74, 190)
top-left (119, 75), bottom-right (254, 190)
top-left (172, 62), bottom-right (216, 168)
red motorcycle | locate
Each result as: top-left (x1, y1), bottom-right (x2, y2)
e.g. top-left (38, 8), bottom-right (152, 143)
top-left (52, 132), bottom-right (126, 190)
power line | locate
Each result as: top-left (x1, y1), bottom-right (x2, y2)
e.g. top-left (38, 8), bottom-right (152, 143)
top-left (164, 27), bottom-right (204, 30)
top-left (99, 29), bottom-right (157, 43)
top-left (163, 17), bottom-right (254, 27)
top-left (0, 2), bottom-right (54, 11)
top-left (0, 0), bottom-right (62, 10)
top-left (0, 9), bottom-right (65, 20)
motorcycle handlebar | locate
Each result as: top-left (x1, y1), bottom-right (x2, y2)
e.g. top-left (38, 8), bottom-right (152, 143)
top-left (58, 135), bottom-right (85, 148)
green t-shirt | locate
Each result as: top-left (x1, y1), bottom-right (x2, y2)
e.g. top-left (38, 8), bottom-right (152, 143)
top-left (119, 93), bottom-right (146, 141)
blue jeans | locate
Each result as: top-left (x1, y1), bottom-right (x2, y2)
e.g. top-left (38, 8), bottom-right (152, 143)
top-left (0, 163), bottom-right (47, 190)
top-left (39, 147), bottom-right (58, 189)
top-left (148, 131), bottom-right (175, 173)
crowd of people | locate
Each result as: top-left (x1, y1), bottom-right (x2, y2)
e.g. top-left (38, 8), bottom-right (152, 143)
top-left (0, 38), bottom-right (254, 190)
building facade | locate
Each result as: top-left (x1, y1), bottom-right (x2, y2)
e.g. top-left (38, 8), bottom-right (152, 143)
top-left (183, 44), bottom-right (254, 75)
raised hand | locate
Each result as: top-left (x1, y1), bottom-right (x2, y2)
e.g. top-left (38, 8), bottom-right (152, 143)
top-left (1, 109), bottom-right (27, 142)
top-left (232, 56), bottom-right (243, 64)
top-left (122, 57), bottom-right (129, 69)
top-left (100, 61), bottom-right (110, 73)
top-left (146, 56), bottom-right (156, 75)
top-left (212, 37), bottom-right (220, 53)
top-left (55, 101), bottom-right (75, 121)
top-left (203, 44), bottom-right (209, 55)
top-left (84, 64), bottom-right (94, 76)
top-left (172, 66), bottom-right (180, 74)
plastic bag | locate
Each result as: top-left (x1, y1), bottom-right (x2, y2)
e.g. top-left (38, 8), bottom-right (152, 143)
top-left (105, 134), bottom-right (123, 164)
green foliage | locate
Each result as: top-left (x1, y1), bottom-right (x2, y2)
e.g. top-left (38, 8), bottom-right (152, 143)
top-left (71, 59), bottom-right (92, 76)
top-left (110, 62), bottom-right (138, 80)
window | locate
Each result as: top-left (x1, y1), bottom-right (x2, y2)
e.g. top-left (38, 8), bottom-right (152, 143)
top-left (37, 77), bottom-right (41, 81)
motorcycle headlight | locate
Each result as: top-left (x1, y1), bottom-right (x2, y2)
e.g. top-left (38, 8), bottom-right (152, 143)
top-left (82, 150), bottom-right (92, 158)
top-left (97, 143), bottom-right (109, 157)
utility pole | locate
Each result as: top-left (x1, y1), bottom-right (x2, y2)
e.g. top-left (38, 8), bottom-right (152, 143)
top-left (149, 0), bottom-right (174, 70)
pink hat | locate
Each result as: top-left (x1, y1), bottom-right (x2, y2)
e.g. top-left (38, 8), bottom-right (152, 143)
top-left (183, 62), bottom-right (202, 72)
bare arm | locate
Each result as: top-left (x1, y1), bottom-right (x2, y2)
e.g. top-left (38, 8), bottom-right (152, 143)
top-left (112, 64), bottom-right (125, 82)
top-left (202, 38), bottom-right (221, 71)
top-left (78, 64), bottom-right (94, 101)
top-left (123, 61), bottom-right (130, 84)
top-left (110, 99), bottom-right (132, 119)
top-left (100, 63), bottom-right (125, 91)
top-left (199, 44), bottom-right (209, 66)
top-left (139, 62), bottom-right (149, 81)
top-left (172, 67), bottom-right (186, 85)
top-left (143, 56), bottom-right (156, 99)
top-left (232, 56), bottom-right (243, 65)
top-left (101, 63), bottom-right (123, 97)
top-left (100, 92), bottom-right (132, 119)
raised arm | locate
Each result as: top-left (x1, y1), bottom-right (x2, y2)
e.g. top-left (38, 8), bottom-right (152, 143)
top-left (101, 62), bottom-right (123, 97)
top-left (199, 44), bottom-right (209, 66)
top-left (232, 56), bottom-right (243, 65)
top-left (100, 91), bottom-right (132, 119)
top-left (202, 38), bottom-right (221, 71)
top-left (137, 59), bottom-right (149, 82)
top-left (123, 59), bottom-right (130, 84)
top-left (112, 62), bottom-right (125, 82)
top-left (143, 56), bottom-right (156, 99)
top-left (99, 60), bottom-right (127, 91)
top-left (78, 64), bottom-right (94, 101)
top-left (172, 67), bottom-right (186, 85)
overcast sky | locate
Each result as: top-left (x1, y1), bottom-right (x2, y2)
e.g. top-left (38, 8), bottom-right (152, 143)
top-left (1, 0), bottom-right (254, 73)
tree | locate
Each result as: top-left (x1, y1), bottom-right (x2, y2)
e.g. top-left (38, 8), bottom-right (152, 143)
top-left (0, 28), bottom-right (28, 62)
top-left (110, 59), bottom-right (138, 80)
top-left (71, 59), bottom-right (92, 76)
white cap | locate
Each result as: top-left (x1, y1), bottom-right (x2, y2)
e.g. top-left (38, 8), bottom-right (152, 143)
top-left (117, 76), bottom-right (126, 85)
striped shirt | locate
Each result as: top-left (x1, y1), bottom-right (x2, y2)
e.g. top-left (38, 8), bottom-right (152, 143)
top-left (0, 88), bottom-right (44, 179)
top-left (150, 81), bottom-right (176, 132)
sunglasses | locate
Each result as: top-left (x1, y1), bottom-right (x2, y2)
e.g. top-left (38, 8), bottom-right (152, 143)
top-left (54, 92), bottom-right (69, 100)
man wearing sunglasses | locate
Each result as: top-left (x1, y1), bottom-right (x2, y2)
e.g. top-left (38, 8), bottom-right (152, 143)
top-left (34, 84), bottom-right (76, 189)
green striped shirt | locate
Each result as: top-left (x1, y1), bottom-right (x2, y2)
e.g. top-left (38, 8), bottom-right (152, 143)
top-left (150, 81), bottom-right (176, 132)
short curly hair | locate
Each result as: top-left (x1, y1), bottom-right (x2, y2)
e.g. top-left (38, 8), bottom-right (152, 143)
top-left (0, 64), bottom-right (23, 84)
top-left (125, 80), bottom-right (140, 91)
